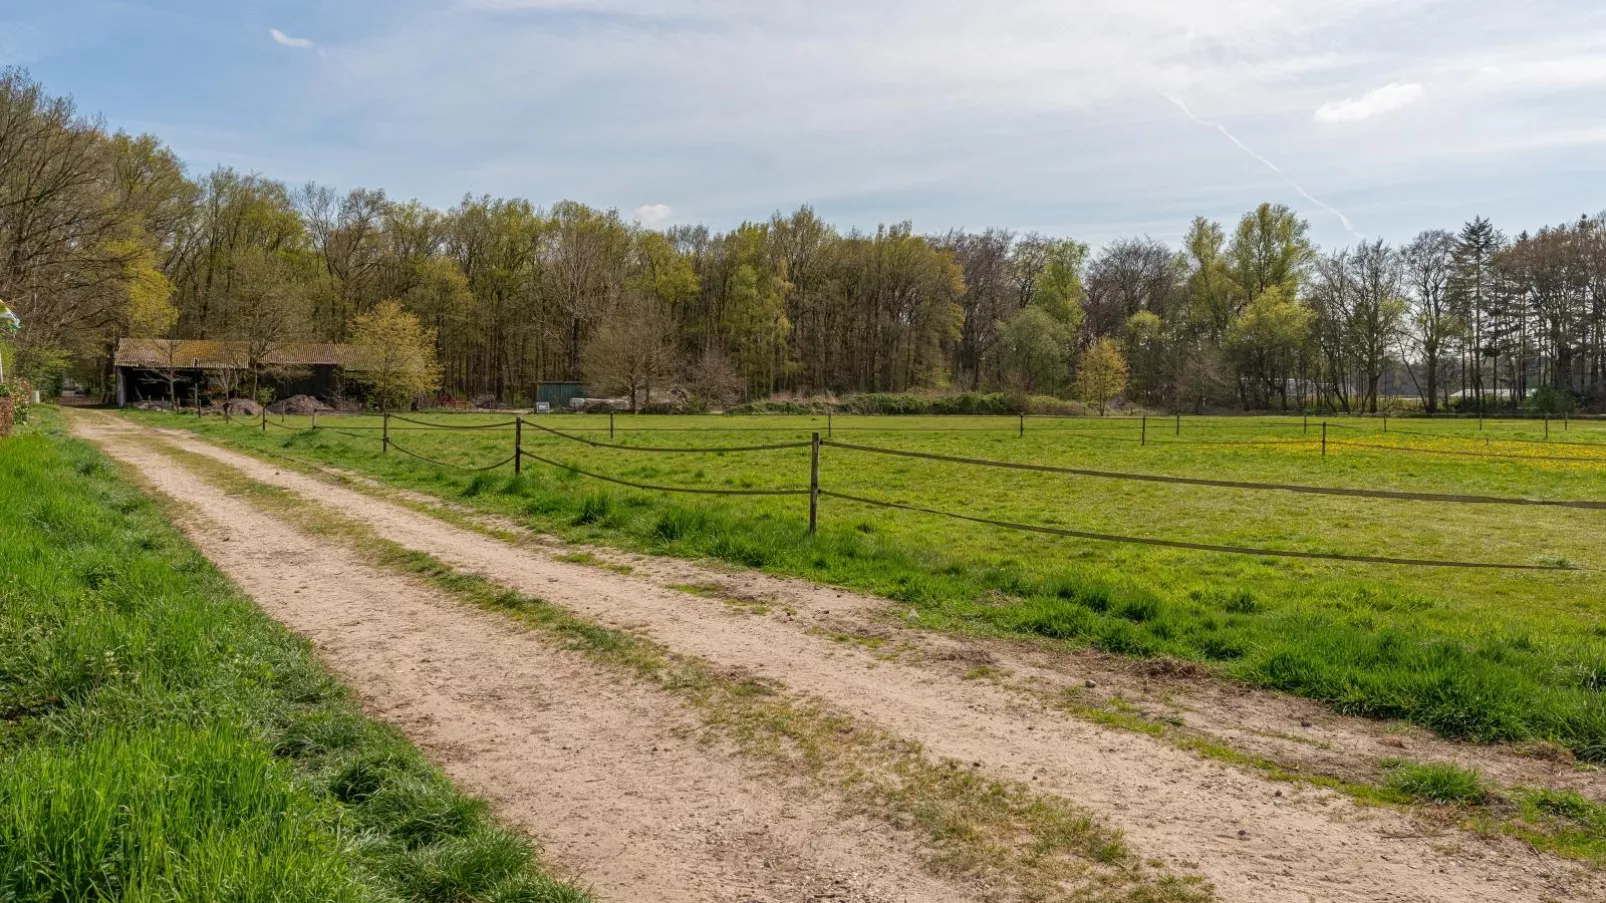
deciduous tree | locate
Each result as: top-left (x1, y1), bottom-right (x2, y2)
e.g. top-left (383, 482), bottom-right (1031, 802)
top-left (1073, 338), bottom-right (1128, 415)
top-left (347, 299), bottom-right (442, 411)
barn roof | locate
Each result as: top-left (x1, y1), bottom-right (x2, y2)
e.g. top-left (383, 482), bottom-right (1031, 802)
top-left (115, 338), bottom-right (370, 370)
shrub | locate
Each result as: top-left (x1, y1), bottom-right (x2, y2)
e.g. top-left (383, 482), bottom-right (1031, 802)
top-left (1384, 761), bottom-right (1489, 804)
top-left (652, 504), bottom-right (710, 542)
top-left (572, 491), bottom-right (616, 526)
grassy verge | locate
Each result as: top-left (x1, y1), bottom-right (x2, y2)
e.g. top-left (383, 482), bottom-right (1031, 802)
top-left (129, 410), bottom-right (1606, 763)
top-left (141, 431), bottom-right (1212, 903)
top-left (0, 409), bottom-right (585, 903)
top-left (1058, 690), bottom-right (1606, 863)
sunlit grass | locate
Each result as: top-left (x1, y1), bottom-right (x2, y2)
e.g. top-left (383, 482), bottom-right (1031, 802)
top-left (133, 409), bottom-right (1606, 760)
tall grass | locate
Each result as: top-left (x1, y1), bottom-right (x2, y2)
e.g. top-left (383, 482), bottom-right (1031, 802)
top-left (0, 411), bottom-right (585, 903)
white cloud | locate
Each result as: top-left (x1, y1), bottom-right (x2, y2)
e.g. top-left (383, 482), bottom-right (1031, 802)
top-left (633, 203), bottom-right (674, 228)
top-left (1313, 82), bottom-right (1424, 123)
top-left (270, 28), bottom-right (315, 49)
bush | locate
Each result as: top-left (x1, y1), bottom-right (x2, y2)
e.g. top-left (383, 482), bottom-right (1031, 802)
top-left (572, 491), bottom-right (616, 526)
top-left (1525, 385), bottom-right (1577, 416)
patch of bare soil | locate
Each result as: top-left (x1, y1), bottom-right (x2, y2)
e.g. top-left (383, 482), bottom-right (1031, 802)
top-left (79, 418), bottom-right (970, 903)
top-left (88, 412), bottom-right (1606, 903)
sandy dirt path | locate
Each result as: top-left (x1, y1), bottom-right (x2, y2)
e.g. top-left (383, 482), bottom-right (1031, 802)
top-left (79, 417), bottom-right (973, 903)
top-left (79, 413), bottom-right (1602, 903)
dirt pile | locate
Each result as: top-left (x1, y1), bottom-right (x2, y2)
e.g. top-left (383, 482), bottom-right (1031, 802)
top-left (225, 398), bottom-right (263, 417)
top-left (266, 395), bottom-right (332, 415)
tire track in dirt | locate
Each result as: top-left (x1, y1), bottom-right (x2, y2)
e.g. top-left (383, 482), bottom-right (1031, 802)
top-left (313, 468), bottom-right (1601, 804)
top-left (80, 418), bottom-right (974, 903)
top-left (88, 414), bottom-right (1602, 903)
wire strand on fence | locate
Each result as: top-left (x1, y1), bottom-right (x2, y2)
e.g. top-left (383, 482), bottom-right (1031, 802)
top-left (1328, 439), bottom-right (1606, 464)
top-left (820, 439), bottom-right (1606, 510)
top-left (817, 489), bottom-right (1577, 571)
top-left (518, 450), bottom-right (810, 496)
top-left (1145, 436), bottom-right (1317, 447)
top-left (524, 419), bottom-right (814, 453)
top-left (1345, 424), bottom-right (1606, 450)
top-left (388, 439), bottom-right (517, 472)
top-left (1175, 420), bottom-right (1307, 430)
top-left (391, 414), bottom-right (518, 430)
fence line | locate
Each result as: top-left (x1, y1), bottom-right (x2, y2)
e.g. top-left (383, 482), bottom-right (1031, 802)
top-left (391, 414), bottom-right (518, 430)
top-left (817, 490), bottom-right (1573, 571)
top-left (524, 418), bottom-right (812, 453)
top-left (1328, 439), bottom-right (1606, 464)
top-left (516, 449), bottom-right (809, 496)
top-left (187, 410), bottom-right (1602, 570)
top-left (1353, 423), bottom-right (1606, 450)
top-left (389, 438), bottom-right (518, 472)
top-left (821, 439), bottom-right (1606, 510)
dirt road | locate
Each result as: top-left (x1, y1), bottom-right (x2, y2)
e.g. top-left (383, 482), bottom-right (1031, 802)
top-left (76, 412), bottom-right (1602, 903)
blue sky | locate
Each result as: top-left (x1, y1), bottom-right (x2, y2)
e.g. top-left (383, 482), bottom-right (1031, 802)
top-left (6, 0), bottom-right (1606, 248)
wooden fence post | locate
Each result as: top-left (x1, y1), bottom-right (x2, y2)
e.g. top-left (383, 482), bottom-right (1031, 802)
top-left (828, 411), bottom-right (832, 437)
top-left (1303, 413), bottom-right (1308, 435)
top-left (1018, 412), bottom-right (1024, 438)
top-left (1141, 414), bottom-right (1147, 446)
top-left (1321, 421), bottom-right (1327, 457)
top-left (809, 432), bottom-right (820, 535)
top-left (383, 412), bottom-right (390, 453)
top-left (610, 410), bottom-right (615, 440)
top-left (514, 417), bottom-right (523, 476)
top-left (260, 407), bottom-right (266, 433)
top-left (1175, 411), bottom-right (1180, 436)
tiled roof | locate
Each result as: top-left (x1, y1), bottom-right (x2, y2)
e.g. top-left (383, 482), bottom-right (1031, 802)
top-left (115, 338), bottom-right (370, 369)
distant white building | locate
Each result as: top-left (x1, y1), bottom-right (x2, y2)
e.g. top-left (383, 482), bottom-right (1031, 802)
top-left (1447, 388), bottom-right (1534, 402)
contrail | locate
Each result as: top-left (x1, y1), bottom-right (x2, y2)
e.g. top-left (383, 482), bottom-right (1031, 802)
top-left (1162, 93), bottom-right (1363, 239)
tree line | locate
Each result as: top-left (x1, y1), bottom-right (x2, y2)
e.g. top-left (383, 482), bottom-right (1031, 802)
top-left (4, 69), bottom-right (1604, 413)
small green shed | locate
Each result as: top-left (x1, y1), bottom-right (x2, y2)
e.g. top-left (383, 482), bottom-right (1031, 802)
top-left (536, 381), bottom-right (585, 408)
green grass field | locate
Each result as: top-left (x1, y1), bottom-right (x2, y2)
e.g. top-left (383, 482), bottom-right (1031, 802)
top-left (0, 409), bottom-right (585, 903)
top-left (135, 409), bottom-right (1606, 762)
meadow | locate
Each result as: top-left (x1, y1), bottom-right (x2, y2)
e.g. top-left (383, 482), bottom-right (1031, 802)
top-left (136, 409), bottom-right (1606, 762)
top-left (0, 408), bottom-right (585, 903)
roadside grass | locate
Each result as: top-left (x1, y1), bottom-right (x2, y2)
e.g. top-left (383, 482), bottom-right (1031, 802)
top-left (0, 409), bottom-right (585, 903)
top-left (131, 410), bottom-right (1606, 762)
top-left (145, 432), bottom-right (1212, 903)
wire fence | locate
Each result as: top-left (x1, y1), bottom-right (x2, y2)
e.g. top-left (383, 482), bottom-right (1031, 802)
top-left (524, 419), bottom-right (811, 453)
top-left (207, 409), bottom-right (1602, 571)
top-left (816, 489), bottom-right (1574, 571)
top-left (517, 449), bottom-right (810, 496)
top-left (819, 439), bottom-right (1606, 511)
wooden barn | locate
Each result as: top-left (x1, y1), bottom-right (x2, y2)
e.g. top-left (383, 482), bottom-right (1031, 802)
top-left (113, 339), bottom-right (366, 407)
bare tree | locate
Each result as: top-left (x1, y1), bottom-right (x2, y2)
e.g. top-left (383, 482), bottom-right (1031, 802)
top-left (1402, 231), bottom-right (1459, 412)
top-left (219, 250), bottom-right (307, 399)
top-left (581, 294), bottom-right (680, 412)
